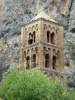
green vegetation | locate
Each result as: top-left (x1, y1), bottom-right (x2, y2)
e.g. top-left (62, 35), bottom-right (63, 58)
top-left (0, 68), bottom-right (75, 100)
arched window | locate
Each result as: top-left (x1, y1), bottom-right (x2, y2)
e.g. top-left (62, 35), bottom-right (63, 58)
top-left (33, 31), bottom-right (36, 43)
top-left (57, 50), bottom-right (60, 59)
top-left (26, 56), bottom-right (30, 69)
top-left (45, 54), bottom-right (49, 68)
top-left (28, 33), bottom-right (33, 45)
top-left (47, 31), bottom-right (50, 43)
top-left (32, 54), bottom-right (36, 67)
top-left (52, 56), bottom-right (56, 69)
top-left (51, 32), bottom-right (55, 44)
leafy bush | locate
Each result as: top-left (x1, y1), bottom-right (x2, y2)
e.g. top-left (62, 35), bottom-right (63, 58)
top-left (0, 68), bottom-right (75, 100)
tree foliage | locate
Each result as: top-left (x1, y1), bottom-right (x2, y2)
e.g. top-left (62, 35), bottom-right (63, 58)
top-left (0, 68), bottom-right (75, 100)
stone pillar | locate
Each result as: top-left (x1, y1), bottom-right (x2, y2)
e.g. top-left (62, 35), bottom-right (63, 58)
top-left (38, 44), bottom-right (44, 68)
top-left (39, 20), bottom-right (44, 42)
top-left (19, 49), bottom-right (24, 70)
top-left (21, 27), bottom-right (27, 47)
top-left (58, 28), bottom-right (63, 46)
top-left (60, 27), bottom-right (64, 46)
top-left (55, 33), bottom-right (58, 45)
top-left (49, 33), bottom-right (51, 43)
top-left (57, 29), bottom-right (60, 46)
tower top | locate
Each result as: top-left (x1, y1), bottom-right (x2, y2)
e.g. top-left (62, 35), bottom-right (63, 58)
top-left (32, 11), bottom-right (57, 23)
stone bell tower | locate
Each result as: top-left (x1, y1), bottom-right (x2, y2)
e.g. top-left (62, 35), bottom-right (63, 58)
top-left (19, 11), bottom-right (65, 87)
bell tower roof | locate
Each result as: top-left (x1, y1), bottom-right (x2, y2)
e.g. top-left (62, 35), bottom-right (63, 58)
top-left (32, 11), bottom-right (57, 23)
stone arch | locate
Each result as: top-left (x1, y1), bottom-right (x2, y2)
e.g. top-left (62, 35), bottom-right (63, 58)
top-left (32, 54), bottom-right (36, 67)
top-left (44, 71), bottom-right (48, 75)
top-left (43, 46), bottom-right (47, 53)
top-left (44, 46), bottom-right (46, 50)
top-left (47, 31), bottom-right (50, 43)
top-left (51, 27), bottom-right (56, 32)
top-left (47, 25), bottom-right (51, 31)
top-left (48, 48), bottom-right (51, 52)
top-left (26, 56), bottom-right (30, 69)
top-left (31, 48), bottom-right (34, 51)
top-left (32, 25), bottom-right (35, 30)
top-left (44, 24), bottom-right (47, 29)
top-left (49, 73), bottom-right (54, 80)
top-left (53, 49), bottom-right (56, 56)
top-left (32, 25), bottom-right (37, 43)
top-left (51, 32), bottom-right (55, 44)
top-left (48, 25), bottom-right (51, 30)
top-left (35, 24), bottom-right (38, 30)
top-left (33, 47), bottom-right (36, 52)
top-left (51, 27), bottom-right (56, 44)
top-left (45, 54), bottom-right (50, 68)
top-left (28, 33), bottom-right (33, 45)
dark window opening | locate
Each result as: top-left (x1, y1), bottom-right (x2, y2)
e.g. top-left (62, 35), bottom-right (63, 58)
top-left (45, 54), bottom-right (49, 68)
top-left (32, 54), bottom-right (36, 67)
top-left (33, 31), bottom-right (36, 43)
top-left (51, 32), bottom-right (54, 44)
top-left (52, 56), bottom-right (56, 69)
top-left (26, 56), bottom-right (30, 69)
top-left (28, 33), bottom-right (33, 45)
top-left (47, 31), bottom-right (50, 43)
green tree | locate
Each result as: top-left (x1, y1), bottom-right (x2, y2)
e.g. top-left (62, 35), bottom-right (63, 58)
top-left (0, 68), bottom-right (75, 100)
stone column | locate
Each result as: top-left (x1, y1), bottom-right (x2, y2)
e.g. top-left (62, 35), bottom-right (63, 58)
top-left (60, 27), bottom-right (64, 46)
top-left (21, 27), bottom-right (24, 47)
top-left (39, 20), bottom-right (44, 42)
top-left (38, 44), bottom-right (44, 68)
top-left (57, 29), bottom-right (60, 46)
top-left (55, 32), bottom-right (58, 45)
top-left (19, 49), bottom-right (24, 70)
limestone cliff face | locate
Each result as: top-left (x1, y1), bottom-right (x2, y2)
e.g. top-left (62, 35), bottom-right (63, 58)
top-left (0, 0), bottom-right (75, 81)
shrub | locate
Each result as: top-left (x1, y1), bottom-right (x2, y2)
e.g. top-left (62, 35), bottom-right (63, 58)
top-left (0, 68), bottom-right (75, 100)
